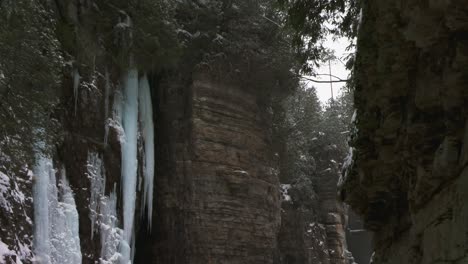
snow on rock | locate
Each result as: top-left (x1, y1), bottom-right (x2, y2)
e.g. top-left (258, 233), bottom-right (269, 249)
top-left (0, 239), bottom-right (13, 263)
top-left (107, 89), bottom-right (125, 144)
top-left (87, 152), bottom-right (106, 238)
top-left (338, 147), bottom-right (355, 189)
top-left (138, 75), bottom-right (155, 229)
top-left (0, 171), bottom-right (12, 213)
top-left (280, 184), bottom-right (292, 202)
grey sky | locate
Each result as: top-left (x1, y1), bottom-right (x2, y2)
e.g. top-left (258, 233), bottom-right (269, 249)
top-left (305, 36), bottom-right (352, 103)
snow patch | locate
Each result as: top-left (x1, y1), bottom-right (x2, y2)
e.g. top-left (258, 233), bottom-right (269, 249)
top-left (338, 147), bottom-right (355, 189)
top-left (0, 239), bottom-right (13, 263)
top-left (280, 184), bottom-right (292, 202)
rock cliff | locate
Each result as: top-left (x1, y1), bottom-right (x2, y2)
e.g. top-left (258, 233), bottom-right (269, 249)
top-left (0, 1), bottom-right (360, 263)
top-left (341, 1), bottom-right (468, 263)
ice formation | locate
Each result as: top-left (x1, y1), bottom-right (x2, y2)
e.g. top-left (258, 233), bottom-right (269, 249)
top-left (99, 186), bottom-right (123, 264)
top-left (138, 75), bottom-right (155, 228)
top-left (120, 68), bottom-right (139, 264)
top-left (86, 151), bottom-right (123, 263)
top-left (33, 154), bottom-right (52, 263)
top-left (33, 155), bottom-right (82, 264)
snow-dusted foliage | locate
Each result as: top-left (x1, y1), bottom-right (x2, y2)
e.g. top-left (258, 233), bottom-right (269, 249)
top-left (338, 147), bottom-right (355, 189)
top-left (33, 155), bottom-right (82, 264)
top-left (73, 68), bottom-right (81, 116)
top-left (0, 167), bottom-right (32, 263)
top-left (138, 75), bottom-right (155, 228)
top-left (120, 68), bottom-right (139, 264)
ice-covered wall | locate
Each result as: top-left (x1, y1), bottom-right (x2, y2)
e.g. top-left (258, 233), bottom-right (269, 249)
top-left (33, 154), bottom-right (82, 264)
top-left (119, 68), bottom-right (139, 264)
top-left (86, 151), bottom-right (123, 263)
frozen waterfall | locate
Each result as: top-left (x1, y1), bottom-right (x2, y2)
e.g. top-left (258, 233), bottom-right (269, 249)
top-left (86, 151), bottom-right (123, 264)
top-left (120, 68), bottom-right (139, 264)
top-left (138, 74), bottom-right (155, 228)
top-left (33, 155), bottom-right (52, 263)
top-left (33, 155), bottom-right (82, 264)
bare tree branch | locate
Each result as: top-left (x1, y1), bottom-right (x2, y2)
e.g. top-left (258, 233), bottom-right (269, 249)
top-left (299, 75), bottom-right (349, 84)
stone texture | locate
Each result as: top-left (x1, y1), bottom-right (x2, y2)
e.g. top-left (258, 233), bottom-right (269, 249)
top-left (140, 71), bottom-right (281, 264)
top-left (277, 167), bottom-right (353, 264)
top-left (340, 1), bottom-right (468, 263)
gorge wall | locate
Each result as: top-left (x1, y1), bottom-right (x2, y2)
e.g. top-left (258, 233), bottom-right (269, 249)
top-left (0, 1), bottom-right (357, 263)
top-left (137, 70), bottom-right (282, 263)
top-left (341, 1), bottom-right (468, 264)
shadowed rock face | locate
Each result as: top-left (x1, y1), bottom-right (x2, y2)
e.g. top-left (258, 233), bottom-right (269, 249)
top-left (341, 1), bottom-right (468, 263)
top-left (277, 164), bottom-right (353, 264)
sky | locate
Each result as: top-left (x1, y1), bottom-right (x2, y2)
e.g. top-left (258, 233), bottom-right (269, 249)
top-left (304, 36), bottom-right (353, 103)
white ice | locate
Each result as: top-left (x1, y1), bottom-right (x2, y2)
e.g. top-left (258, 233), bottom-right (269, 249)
top-left (138, 75), bottom-right (155, 229)
top-left (120, 68), bottom-right (139, 264)
top-left (33, 155), bottom-right (82, 264)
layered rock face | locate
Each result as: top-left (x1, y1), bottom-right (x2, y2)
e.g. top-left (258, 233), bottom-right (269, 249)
top-left (138, 72), bottom-right (281, 264)
top-left (277, 165), bottom-right (351, 264)
top-left (341, 1), bottom-right (468, 263)
top-left (316, 170), bottom-right (349, 264)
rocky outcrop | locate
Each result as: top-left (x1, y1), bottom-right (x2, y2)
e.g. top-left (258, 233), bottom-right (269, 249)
top-left (316, 170), bottom-right (349, 264)
top-left (135, 71), bottom-right (281, 264)
top-left (277, 163), bottom-right (352, 264)
top-left (278, 172), bottom-right (350, 264)
top-left (341, 1), bottom-right (468, 263)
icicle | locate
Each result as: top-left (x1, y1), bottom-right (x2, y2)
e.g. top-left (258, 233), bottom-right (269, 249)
top-left (33, 153), bottom-right (81, 264)
top-left (73, 68), bottom-right (80, 116)
top-left (119, 68), bottom-right (139, 264)
top-left (33, 154), bottom-right (53, 263)
top-left (138, 75), bottom-right (155, 229)
top-left (50, 168), bottom-right (82, 264)
top-left (59, 171), bottom-right (82, 264)
top-left (100, 185), bottom-right (123, 264)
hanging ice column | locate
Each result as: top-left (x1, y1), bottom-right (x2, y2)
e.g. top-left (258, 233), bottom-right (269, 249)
top-left (33, 154), bottom-right (53, 263)
top-left (33, 153), bottom-right (82, 264)
top-left (119, 68), bottom-right (139, 264)
top-left (138, 75), bottom-right (155, 228)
